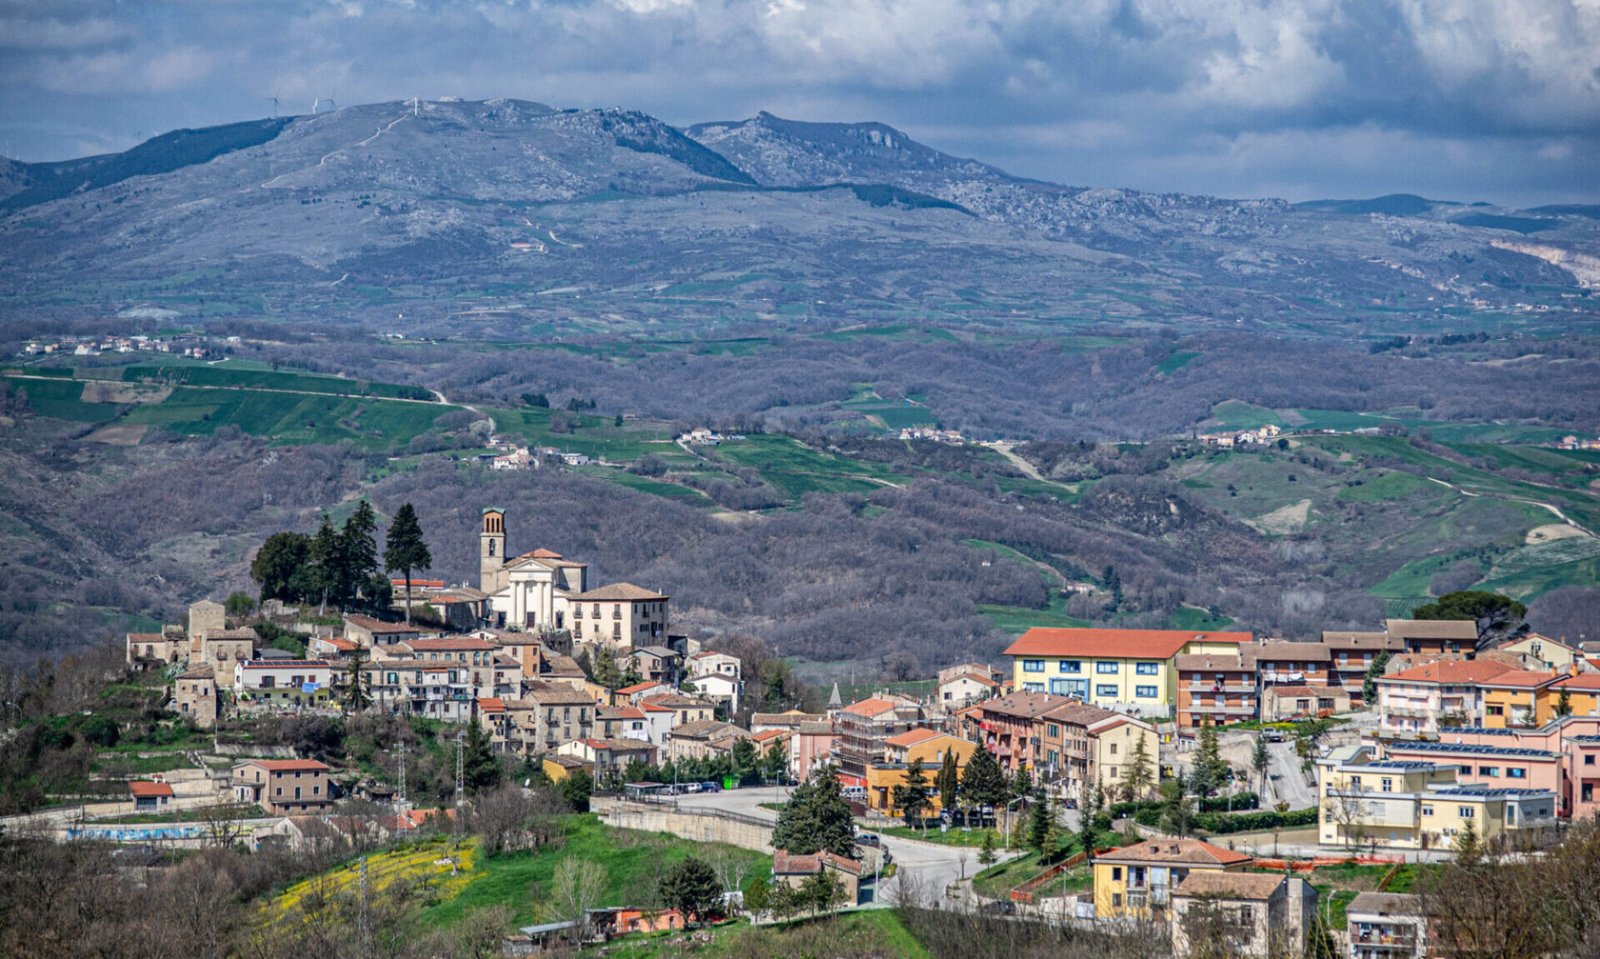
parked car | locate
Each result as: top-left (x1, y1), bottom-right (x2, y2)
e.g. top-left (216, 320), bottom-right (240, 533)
top-left (980, 900), bottom-right (1016, 916)
top-left (1264, 729), bottom-right (1285, 743)
top-left (682, 782), bottom-right (702, 794)
top-left (699, 781), bottom-right (721, 793)
top-left (843, 785), bottom-right (867, 801)
top-left (855, 833), bottom-right (881, 847)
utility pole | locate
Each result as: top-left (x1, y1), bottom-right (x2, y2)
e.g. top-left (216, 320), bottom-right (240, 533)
top-left (454, 730), bottom-right (465, 807)
top-left (394, 741), bottom-right (407, 804)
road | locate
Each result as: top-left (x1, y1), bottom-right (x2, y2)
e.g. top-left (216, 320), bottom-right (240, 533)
top-left (1263, 741), bottom-right (1317, 809)
top-left (671, 786), bottom-right (982, 904)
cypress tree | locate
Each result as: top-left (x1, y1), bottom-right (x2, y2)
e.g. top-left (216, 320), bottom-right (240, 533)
top-left (382, 502), bottom-right (432, 624)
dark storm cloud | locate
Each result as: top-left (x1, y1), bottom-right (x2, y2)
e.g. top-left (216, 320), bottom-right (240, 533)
top-left (0, 0), bottom-right (1594, 205)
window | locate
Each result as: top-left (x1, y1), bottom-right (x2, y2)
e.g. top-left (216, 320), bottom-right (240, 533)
top-left (1459, 765), bottom-right (1473, 775)
top-left (1047, 724), bottom-right (1060, 738)
top-left (1136, 662), bottom-right (1159, 675)
top-left (1480, 766), bottom-right (1500, 777)
top-left (1111, 867), bottom-right (1122, 881)
top-left (1586, 755), bottom-right (1595, 766)
top-left (1381, 778), bottom-right (1392, 793)
top-left (1583, 784), bottom-right (1594, 803)
top-left (1507, 768), bottom-right (1526, 779)
top-left (1135, 685), bottom-right (1158, 699)
top-left (1421, 805), bottom-right (1434, 817)
top-left (613, 624), bottom-right (621, 640)
top-left (1096, 684), bottom-right (1119, 698)
top-left (1024, 682), bottom-right (1044, 692)
top-left (574, 605), bottom-right (583, 618)
top-left (1109, 743), bottom-right (1118, 755)
top-left (488, 540), bottom-right (496, 557)
top-left (1112, 893), bottom-right (1123, 908)
top-left (1486, 705), bottom-right (1503, 716)
top-left (1023, 659), bottom-right (1045, 673)
top-left (1097, 662), bottom-right (1120, 674)
top-left (1058, 660), bottom-right (1081, 673)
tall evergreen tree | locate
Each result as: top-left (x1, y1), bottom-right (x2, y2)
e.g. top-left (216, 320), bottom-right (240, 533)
top-left (1079, 775), bottom-right (1105, 860)
top-left (1363, 651), bottom-right (1391, 704)
top-left (343, 643), bottom-right (371, 714)
top-left (382, 503), bottom-right (432, 624)
top-left (894, 757), bottom-right (932, 832)
top-left (251, 531), bottom-right (311, 603)
top-left (308, 515), bottom-right (343, 614)
top-left (1025, 784), bottom-right (1052, 853)
top-left (1192, 722), bottom-right (1227, 797)
top-left (1124, 732), bottom-right (1154, 801)
top-left (772, 766), bottom-right (855, 856)
top-left (937, 749), bottom-right (959, 818)
top-left (1012, 764), bottom-right (1033, 800)
top-left (341, 500), bottom-right (380, 609)
top-left (1252, 733), bottom-right (1271, 797)
top-left (961, 744), bottom-right (1008, 813)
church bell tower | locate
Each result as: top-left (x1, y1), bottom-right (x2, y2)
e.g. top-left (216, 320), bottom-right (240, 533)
top-left (480, 507), bottom-right (507, 594)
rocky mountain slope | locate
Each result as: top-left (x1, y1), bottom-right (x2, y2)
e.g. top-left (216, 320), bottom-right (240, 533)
top-left (0, 98), bottom-right (1595, 338)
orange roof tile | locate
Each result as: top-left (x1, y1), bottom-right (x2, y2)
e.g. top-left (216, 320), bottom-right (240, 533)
top-left (1004, 628), bottom-right (1252, 660)
top-left (478, 697), bottom-right (506, 712)
top-left (840, 698), bottom-right (898, 718)
top-left (1095, 837), bottom-right (1253, 867)
top-left (883, 727), bottom-right (941, 748)
top-left (1555, 674), bottom-right (1600, 691)
top-left (1478, 670), bottom-right (1564, 689)
top-left (128, 781), bottom-right (174, 798)
top-left (1382, 660), bottom-right (1517, 685)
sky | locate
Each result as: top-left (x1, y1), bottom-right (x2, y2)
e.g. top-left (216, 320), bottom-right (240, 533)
top-left (1, 0), bottom-right (1596, 207)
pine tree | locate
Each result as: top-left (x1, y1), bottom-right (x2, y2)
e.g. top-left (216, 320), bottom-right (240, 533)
top-left (1252, 733), bottom-right (1271, 798)
top-left (895, 757), bottom-right (932, 832)
top-left (1124, 732), bottom-right (1154, 801)
top-left (340, 500), bottom-right (379, 610)
top-left (1025, 785), bottom-right (1052, 853)
top-left (1012, 764), bottom-right (1033, 801)
top-left (1078, 775), bottom-right (1104, 860)
top-left (1556, 686), bottom-right (1573, 718)
top-left (309, 515), bottom-right (343, 614)
top-left (592, 645), bottom-right (624, 689)
top-left (772, 766), bottom-right (855, 856)
top-left (961, 744), bottom-right (1008, 813)
top-left (659, 856), bottom-right (722, 926)
top-left (343, 643), bottom-right (371, 714)
top-left (1193, 722), bottom-right (1226, 797)
top-left (978, 829), bottom-right (996, 865)
top-left (382, 503), bottom-right (432, 625)
top-left (1363, 651), bottom-right (1391, 704)
top-left (937, 749), bottom-right (959, 818)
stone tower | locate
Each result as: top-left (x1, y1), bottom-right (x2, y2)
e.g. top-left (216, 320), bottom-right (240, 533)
top-left (480, 507), bottom-right (507, 594)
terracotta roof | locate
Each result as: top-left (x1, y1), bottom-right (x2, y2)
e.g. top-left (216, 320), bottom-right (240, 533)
top-left (614, 707), bottom-right (646, 720)
top-left (1004, 628), bottom-right (1252, 660)
top-left (1347, 892), bottom-right (1425, 917)
top-left (1094, 838), bottom-right (1253, 867)
top-left (238, 759), bottom-right (330, 773)
top-left (799, 722), bottom-right (834, 734)
top-left (1479, 670), bottom-right (1564, 689)
top-left (752, 729), bottom-right (790, 743)
top-left (1555, 674), bottom-right (1600, 691)
top-left (944, 672), bottom-right (999, 688)
top-left (390, 578), bottom-right (446, 589)
top-left (401, 638), bottom-right (497, 652)
top-left (641, 694), bottom-right (714, 709)
top-left (617, 681), bottom-right (669, 695)
top-left (568, 582), bottom-right (668, 601)
top-left (1381, 660), bottom-right (1517, 685)
top-left (671, 719), bottom-right (741, 739)
top-left (127, 632), bottom-right (165, 642)
top-left (751, 711), bottom-right (822, 727)
top-left (1175, 651), bottom-right (1256, 672)
top-left (1253, 641), bottom-right (1331, 662)
top-left (520, 548), bottom-right (564, 559)
top-left (520, 682), bottom-right (598, 706)
top-left (542, 655), bottom-right (585, 676)
top-left (319, 638), bottom-right (358, 651)
top-left (177, 665), bottom-right (215, 679)
top-left (128, 781), bottom-right (174, 798)
top-left (884, 727), bottom-right (942, 748)
top-left (1321, 631), bottom-right (1401, 651)
top-left (773, 851), bottom-right (863, 876)
top-left (478, 697), bottom-right (506, 712)
top-left (1386, 619), bottom-right (1479, 641)
top-left (582, 738), bottom-right (655, 753)
top-left (976, 690), bottom-right (1075, 720)
top-left (840, 698), bottom-right (898, 718)
top-left (343, 614), bottom-right (423, 633)
top-left (1173, 871), bottom-right (1287, 901)
top-left (1040, 700), bottom-right (1120, 726)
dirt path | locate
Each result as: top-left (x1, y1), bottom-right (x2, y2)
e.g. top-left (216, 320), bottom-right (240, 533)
top-left (1425, 476), bottom-right (1595, 538)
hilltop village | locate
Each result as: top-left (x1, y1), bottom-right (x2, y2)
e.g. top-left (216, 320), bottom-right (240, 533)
top-left (15, 507), bottom-right (1591, 956)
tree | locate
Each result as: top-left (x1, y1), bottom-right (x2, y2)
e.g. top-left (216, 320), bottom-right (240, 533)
top-left (961, 744), bottom-right (1007, 814)
top-left (1191, 723), bottom-right (1227, 798)
top-left (224, 591), bottom-right (256, 620)
top-left (730, 738), bottom-right (759, 785)
top-left (1160, 770), bottom-right (1196, 836)
top-left (1011, 764), bottom-right (1033, 801)
top-left (977, 829), bottom-right (996, 865)
top-left (1252, 733), bottom-right (1271, 798)
top-left (1412, 590), bottom-right (1528, 646)
top-left (250, 531), bottom-right (311, 603)
top-left (462, 721), bottom-right (501, 795)
top-left (893, 758), bottom-right (932, 832)
top-left (343, 645), bottom-right (371, 715)
top-left (761, 741), bottom-right (788, 784)
top-left (771, 766), bottom-right (855, 857)
top-left (743, 876), bottom-right (771, 915)
top-left (1124, 732), bottom-right (1154, 801)
top-left (382, 503), bottom-right (432, 625)
top-left (801, 869), bottom-right (847, 915)
top-left (659, 856), bottom-right (722, 926)
top-left (591, 646), bottom-right (624, 690)
top-left (308, 515), bottom-right (343, 613)
top-left (561, 771), bottom-right (593, 813)
top-left (937, 749), bottom-right (959, 818)
top-left (1025, 785), bottom-right (1052, 854)
top-left (1454, 817), bottom-right (1481, 865)
top-left (340, 500), bottom-right (380, 610)
top-left (1362, 651), bottom-right (1391, 704)
top-left (550, 856), bottom-right (604, 942)
top-left (1079, 775), bottom-right (1105, 860)
top-left (1556, 686), bottom-right (1573, 719)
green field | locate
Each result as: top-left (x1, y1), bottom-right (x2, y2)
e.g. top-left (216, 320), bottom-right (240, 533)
top-left (1155, 351), bottom-right (1200, 375)
top-left (1, 377), bottom-right (121, 422)
top-left (712, 435), bottom-right (902, 501)
top-left (596, 909), bottom-right (929, 959)
top-left (118, 386), bottom-right (451, 449)
top-left (1209, 400), bottom-right (1284, 430)
top-left (116, 361), bottom-right (434, 400)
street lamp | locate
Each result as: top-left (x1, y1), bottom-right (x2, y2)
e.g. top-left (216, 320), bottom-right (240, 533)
top-left (1003, 795), bottom-right (1027, 852)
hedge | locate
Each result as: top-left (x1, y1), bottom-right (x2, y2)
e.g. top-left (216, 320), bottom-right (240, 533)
top-left (1128, 804), bottom-right (1316, 834)
top-left (1109, 791), bottom-right (1258, 820)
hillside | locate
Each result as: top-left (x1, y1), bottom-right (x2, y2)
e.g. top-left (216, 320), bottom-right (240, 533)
top-left (0, 99), bottom-right (1595, 341)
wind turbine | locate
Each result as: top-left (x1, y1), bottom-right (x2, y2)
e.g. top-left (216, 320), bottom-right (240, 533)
top-left (267, 89), bottom-right (280, 118)
top-left (312, 97), bottom-right (321, 114)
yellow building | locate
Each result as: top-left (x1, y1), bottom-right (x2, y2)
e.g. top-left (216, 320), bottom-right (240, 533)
top-left (1316, 746), bottom-right (1556, 850)
top-left (1552, 674), bottom-right (1600, 717)
top-left (1501, 633), bottom-right (1583, 671)
top-left (1479, 671), bottom-right (1563, 729)
top-left (1092, 838), bottom-right (1253, 920)
top-left (865, 728), bottom-right (978, 817)
top-left (1004, 628), bottom-right (1252, 717)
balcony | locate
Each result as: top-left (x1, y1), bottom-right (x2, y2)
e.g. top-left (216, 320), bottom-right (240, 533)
top-left (1189, 683), bottom-right (1254, 693)
top-left (1354, 931), bottom-right (1417, 949)
top-left (1384, 704), bottom-right (1433, 718)
top-left (1188, 704), bottom-right (1255, 715)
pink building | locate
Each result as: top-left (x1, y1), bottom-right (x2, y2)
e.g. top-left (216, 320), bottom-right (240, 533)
top-left (1383, 716), bottom-right (1600, 819)
top-left (795, 721), bottom-right (835, 780)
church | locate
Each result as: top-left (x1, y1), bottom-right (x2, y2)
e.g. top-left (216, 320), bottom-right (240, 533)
top-left (478, 507), bottom-right (671, 652)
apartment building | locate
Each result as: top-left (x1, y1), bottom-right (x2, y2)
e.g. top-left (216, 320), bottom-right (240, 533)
top-left (568, 583), bottom-right (669, 649)
top-left (1175, 650), bottom-right (1258, 730)
top-left (1005, 628), bottom-right (1251, 717)
top-left (494, 682), bottom-right (597, 757)
top-left (1385, 715), bottom-right (1600, 819)
top-left (232, 758), bottom-right (334, 815)
top-left (1385, 619), bottom-right (1478, 656)
top-left (1321, 630), bottom-right (1404, 705)
top-left (233, 660), bottom-right (334, 707)
top-left (864, 729), bottom-right (978, 817)
top-left (1254, 641), bottom-right (1332, 688)
top-left (1170, 871), bottom-right (1316, 959)
top-left (1262, 684), bottom-right (1351, 722)
top-left (1376, 660), bottom-right (1516, 737)
top-left (833, 696), bottom-right (926, 784)
top-left (1479, 670), bottom-right (1565, 728)
top-left (1093, 838), bottom-right (1253, 920)
top-left (1346, 893), bottom-right (1429, 959)
top-left (961, 689), bottom-right (1070, 778)
top-left (1316, 747), bottom-right (1556, 850)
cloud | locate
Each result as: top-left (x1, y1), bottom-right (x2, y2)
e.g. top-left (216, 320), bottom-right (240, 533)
top-left (0, 0), bottom-right (1594, 204)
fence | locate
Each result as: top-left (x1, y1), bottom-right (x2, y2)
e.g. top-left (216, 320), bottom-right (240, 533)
top-left (1009, 850), bottom-right (1087, 903)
